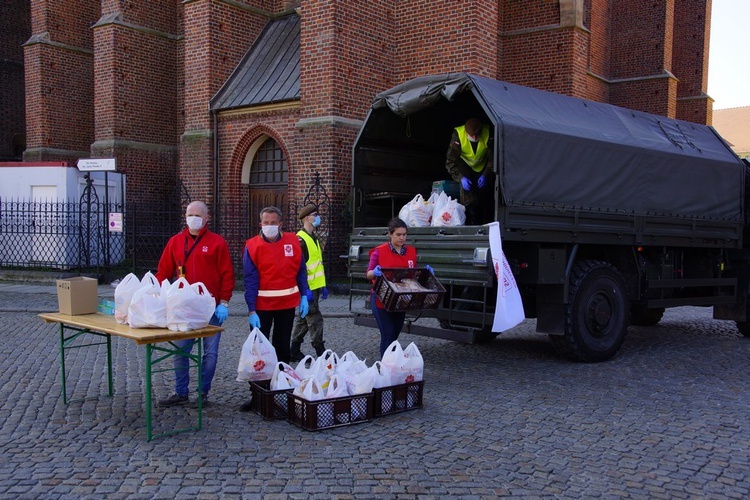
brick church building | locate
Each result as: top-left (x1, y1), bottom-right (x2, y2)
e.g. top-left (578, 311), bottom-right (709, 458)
top-left (4, 0), bottom-right (716, 273)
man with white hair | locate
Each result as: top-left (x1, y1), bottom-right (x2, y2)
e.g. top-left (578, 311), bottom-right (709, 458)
top-left (155, 200), bottom-right (235, 407)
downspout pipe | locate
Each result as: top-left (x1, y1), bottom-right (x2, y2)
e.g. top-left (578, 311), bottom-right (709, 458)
top-left (212, 108), bottom-right (220, 231)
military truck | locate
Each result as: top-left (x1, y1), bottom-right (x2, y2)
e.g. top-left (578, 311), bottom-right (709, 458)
top-left (346, 72), bottom-right (749, 362)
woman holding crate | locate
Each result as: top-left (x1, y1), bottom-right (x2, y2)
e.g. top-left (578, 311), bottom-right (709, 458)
top-left (366, 217), bottom-right (433, 357)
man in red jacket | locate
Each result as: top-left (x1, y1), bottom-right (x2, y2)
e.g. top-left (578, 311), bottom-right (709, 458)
top-left (239, 205), bottom-right (309, 411)
top-left (155, 200), bottom-right (235, 407)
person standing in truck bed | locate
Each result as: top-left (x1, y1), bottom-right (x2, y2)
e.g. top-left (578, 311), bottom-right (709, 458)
top-left (445, 117), bottom-right (495, 225)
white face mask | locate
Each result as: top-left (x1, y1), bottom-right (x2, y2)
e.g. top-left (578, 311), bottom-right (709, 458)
top-left (186, 216), bottom-right (203, 231)
top-left (262, 225), bottom-right (279, 239)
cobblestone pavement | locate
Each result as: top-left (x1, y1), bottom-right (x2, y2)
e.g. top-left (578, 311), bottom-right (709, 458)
top-left (1, 282), bottom-right (750, 498)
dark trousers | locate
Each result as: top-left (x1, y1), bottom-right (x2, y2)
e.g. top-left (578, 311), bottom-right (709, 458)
top-left (257, 308), bottom-right (296, 363)
top-left (371, 292), bottom-right (406, 358)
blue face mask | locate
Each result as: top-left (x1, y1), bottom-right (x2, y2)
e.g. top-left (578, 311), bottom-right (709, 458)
top-left (313, 216), bottom-right (321, 227)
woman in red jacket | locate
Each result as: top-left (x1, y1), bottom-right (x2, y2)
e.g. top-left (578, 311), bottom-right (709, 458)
top-left (366, 217), bottom-right (425, 357)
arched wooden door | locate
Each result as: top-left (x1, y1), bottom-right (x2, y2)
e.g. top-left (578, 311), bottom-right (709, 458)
top-left (244, 135), bottom-right (289, 231)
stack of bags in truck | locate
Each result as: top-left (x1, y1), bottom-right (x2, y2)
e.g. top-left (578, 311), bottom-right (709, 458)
top-left (398, 191), bottom-right (466, 227)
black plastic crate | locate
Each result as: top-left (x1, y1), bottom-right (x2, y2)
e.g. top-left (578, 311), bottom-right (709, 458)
top-left (250, 379), bottom-right (292, 420)
top-left (373, 381), bottom-right (424, 417)
top-left (374, 267), bottom-right (445, 312)
top-left (286, 392), bottom-right (373, 431)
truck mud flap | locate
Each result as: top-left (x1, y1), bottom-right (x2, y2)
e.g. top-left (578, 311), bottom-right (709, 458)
top-left (354, 313), bottom-right (477, 343)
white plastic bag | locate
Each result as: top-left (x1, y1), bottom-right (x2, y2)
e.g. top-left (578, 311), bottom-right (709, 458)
top-left (293, 377), bottom-right (324, 401)
top-left (432, 196), bottom-right (466, 227)
top-left (337, 351), bottom-right (367, 377)
top-left (165, 278), bottom-right (216, 332)
top-left (127, 275), bottom-right (169, 328)
top-left (381, 340), bottom-right (425, 385)
top-left (237, 327), bottom-right (278, 382)
top-left (295, 355), bottom-right (317, 380)
top-left (114, 273), bottom-right (143, 324)
top-left (315, 349), bottom-right (340, 390)
top-left (325, 373), bottom-right (349, 399)
top-left (401, 342), bottom-right (424, 383)
top-left (369, 361), bottom-right (392, 389)
top-left (349, 365), bottom-right (376, 395)
top-left (380, 340), bottom-right (405, 385)
top-left (337, 351), bottom-right (370, 395)
top-left (270, 361), bottom-right (302, 390)
top-left (398, 194), bottom-right (433, 227)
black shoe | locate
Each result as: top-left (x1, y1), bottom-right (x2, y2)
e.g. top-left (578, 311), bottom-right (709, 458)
top-left (314, 345), bottom-right (326, 357)
top-left (290, 342), bottom-right (304, 362)
top-left (239, 398), bottom-right (254, 412)
top-left (158, 393), bottom-right (189, 407)
top-left (195, 393), bottom-right (210, 408)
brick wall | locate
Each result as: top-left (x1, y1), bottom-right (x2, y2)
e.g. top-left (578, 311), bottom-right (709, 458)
top-left (673, 0), bottom-right (712, 124)
top-left (90, 1), bottom-right (182, 204)
top-left (181, 0), bottom-right (267, 205)
top-left (0, 0), bottom-right (29, 161)
top-left (394, 0), bottom-right (499, 81)
top-left (16, 0), bottom-right (717, 273)
top-left (23, 0), bottom-right (98, 161)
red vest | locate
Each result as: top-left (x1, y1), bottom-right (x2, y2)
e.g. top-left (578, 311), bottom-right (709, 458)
top-left (245, 232), bottom-right (302, 310)
top-left (372, 242), bottom-right (417, 309)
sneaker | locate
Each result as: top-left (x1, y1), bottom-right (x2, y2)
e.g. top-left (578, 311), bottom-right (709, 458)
top-left (158, 393), bottom-right (188, 407)
top-left (239, 397), bottom-right (254, 412)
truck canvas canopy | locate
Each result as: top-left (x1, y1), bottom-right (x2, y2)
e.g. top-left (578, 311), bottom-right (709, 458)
top-left (361, 72), bottom-right (744, 222)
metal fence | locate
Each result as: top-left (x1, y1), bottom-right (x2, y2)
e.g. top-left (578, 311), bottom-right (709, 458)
top-left (0, 178), bottom-right (351, 281)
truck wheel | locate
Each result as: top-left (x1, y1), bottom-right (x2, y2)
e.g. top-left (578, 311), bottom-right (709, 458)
top-left (550, 260), bottom-right (630, 362)
top-left (630, 305), bottom-right (665, 326)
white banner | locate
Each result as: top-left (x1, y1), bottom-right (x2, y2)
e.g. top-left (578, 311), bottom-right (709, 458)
top-left (487, 222), bottom-right (525, 332)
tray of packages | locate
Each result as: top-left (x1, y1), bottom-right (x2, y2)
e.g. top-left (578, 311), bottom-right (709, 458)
top-left (374, 267), bottom-right (445, 312)
top-left (373, 380), bottom-right (424, 417)
top-left (250, 379), bottom-right (292, 420)
top-left (286, 392), bottom-right (374, 431)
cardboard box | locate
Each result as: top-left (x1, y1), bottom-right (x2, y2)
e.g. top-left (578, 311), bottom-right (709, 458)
top-left (57, 277), bottom-right (98, 315)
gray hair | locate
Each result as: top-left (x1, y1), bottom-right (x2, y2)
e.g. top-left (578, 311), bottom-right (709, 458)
top-left (259, 206), bottom-right (282, 221)
top-left (186, 200), bottom-right (208, 217)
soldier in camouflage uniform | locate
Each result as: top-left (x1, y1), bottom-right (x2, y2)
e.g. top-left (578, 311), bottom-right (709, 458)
top-left (290, 204), bottom-right (328, 360)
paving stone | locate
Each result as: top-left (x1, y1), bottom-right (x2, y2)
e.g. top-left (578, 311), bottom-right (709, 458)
top-left (2, 283), bottom-right (750, 496)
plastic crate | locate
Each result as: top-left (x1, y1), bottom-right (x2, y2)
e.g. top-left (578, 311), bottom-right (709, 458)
top-left (286, 392), bottom-right (373, 431)
top-left (373, 380), bottom-right (424, 417)
top-left (374, 267), bottom-right (446, 312)
top-left (250, 379), bottom-right (292, 420)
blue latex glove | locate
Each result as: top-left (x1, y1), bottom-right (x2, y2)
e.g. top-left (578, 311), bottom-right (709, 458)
top-left (477, 174), bottom-right (486, 188)
top-left (248, 312), bottom-right (261, 329)
top-left (306, 289), bottom-right (314, 302)
top-left (461, 177), bottom-right (472, 191)
top-left (215, 304), bottom-right (228, 324)
top-left (299, 295), bottom-right (309, 318)
top-left (425, 264), bottom-right (434, 275)
top-left (321, 287), bottom-right (329, 300)
top-left (372, 265), bottom-right (383, 277)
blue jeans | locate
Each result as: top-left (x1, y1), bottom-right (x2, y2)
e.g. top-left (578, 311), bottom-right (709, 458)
top-left (173, 314), bottom-right (221, 396)
top-left (371, 292), bottom-right (406, 358)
